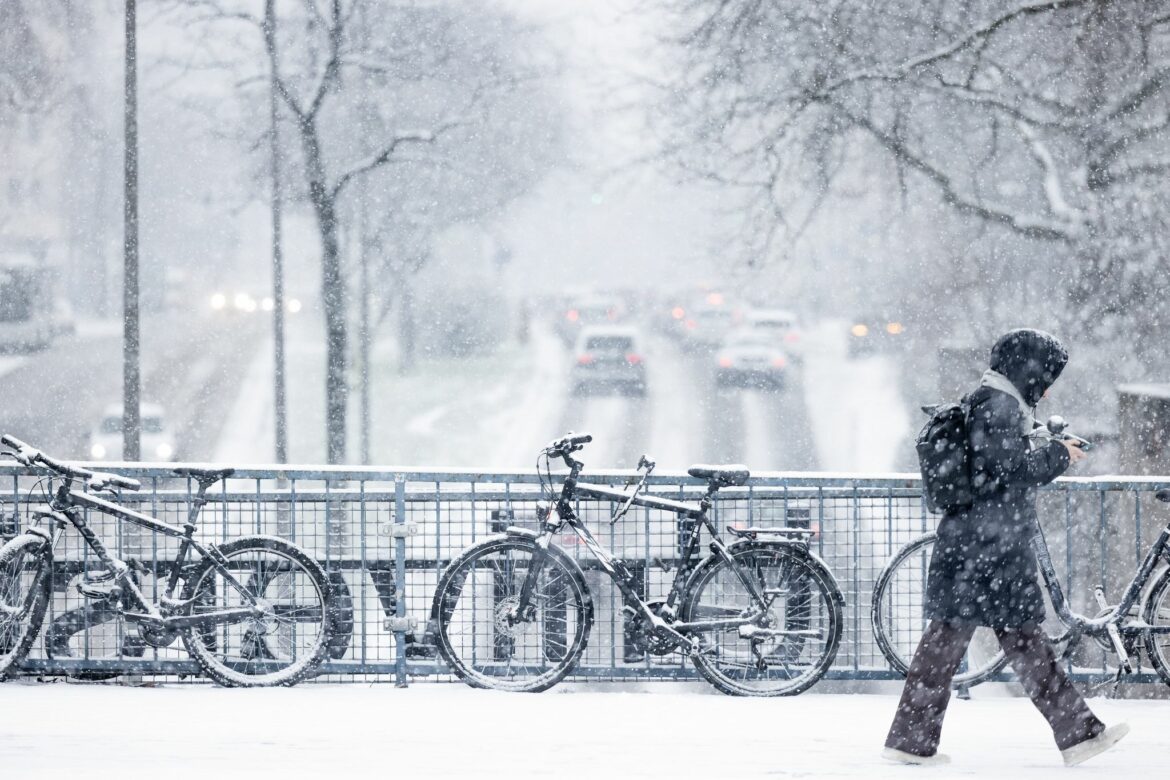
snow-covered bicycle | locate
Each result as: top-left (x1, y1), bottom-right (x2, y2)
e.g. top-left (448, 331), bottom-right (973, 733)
top-left (0, 435), bottom-right (335, 687)
top-left (429, 432), bottom-right (844, 695)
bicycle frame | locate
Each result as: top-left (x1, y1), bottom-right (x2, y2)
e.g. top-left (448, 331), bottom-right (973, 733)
top-left (1032, 520), bottom-right (1170, 638)
top-left (39, 479), bottom-right (264, 633)
top-left (516, 455), bottom-right (778, 643)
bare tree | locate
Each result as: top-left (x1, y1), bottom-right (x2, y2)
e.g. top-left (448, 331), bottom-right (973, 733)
top-left (0, 0), bottom-right (61, 116)
top-left (174, 0), bottom-right (560, 463)
top-left (658, 0), bottom-right (1170, 371)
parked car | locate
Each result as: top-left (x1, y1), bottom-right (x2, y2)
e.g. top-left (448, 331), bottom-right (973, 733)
top-left (744, 308), bottom-right (802, 361)
top-left (570, 326), bottom-right (647, 397)
top-left (848, 314), bottom-right (908, 358)
top-left (715, 329), bottom-right (788, 390)
top-left (556, 296), bottom-right (624, 346)
top-left (89, 402), bottom-right (177, 462)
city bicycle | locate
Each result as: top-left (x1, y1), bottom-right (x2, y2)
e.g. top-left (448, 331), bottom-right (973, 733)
top-left (0, 435), bottom-right (335, 687)
top-left (429, 432), bottom-right (844, 695)
top-left (872, 416), bottom-right (1170, 690)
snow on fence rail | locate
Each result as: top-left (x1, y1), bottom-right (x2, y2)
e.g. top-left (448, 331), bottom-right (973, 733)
top-left (1, 463), bottom-right (1168, 685)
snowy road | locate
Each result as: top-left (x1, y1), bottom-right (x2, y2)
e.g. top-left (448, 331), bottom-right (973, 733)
top-left (0, 682), bottom-right (1161, 779)
top-left (212, 314), bottom-right (874, 472)
top-left (0, 312), bottom-right (263, 461)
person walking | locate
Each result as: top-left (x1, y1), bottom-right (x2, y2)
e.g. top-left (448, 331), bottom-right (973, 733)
top-left (883, 328), bottom-right (1129, 767)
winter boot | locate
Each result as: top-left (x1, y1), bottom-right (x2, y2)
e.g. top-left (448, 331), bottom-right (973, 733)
top-left (880, 748), bottom-right (951, 766)
top-left (1061, 723), bottom-right (1129, 767)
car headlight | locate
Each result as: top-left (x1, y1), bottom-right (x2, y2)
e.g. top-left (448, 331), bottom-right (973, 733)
top-left (155, 443), bottom-right (174, 460)
top-left (210, 292), bottom-right (227, 311)
top-left (90, 443), bottom-right (107, 459)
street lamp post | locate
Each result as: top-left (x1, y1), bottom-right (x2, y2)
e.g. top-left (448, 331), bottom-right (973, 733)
top-left (122, 0), bottom-right (141, 461)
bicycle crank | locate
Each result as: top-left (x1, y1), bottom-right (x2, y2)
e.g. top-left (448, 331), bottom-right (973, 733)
top-left (138, 622), bottom-right (179, 648)
top-left (1094, 587), bottom-right (1134, 674)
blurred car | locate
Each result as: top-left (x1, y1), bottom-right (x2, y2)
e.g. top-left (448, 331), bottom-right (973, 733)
top-left (679, 304), bottom-right (736, 350)
top-left (570, 326), bottom-right (647, 397)
top-left (209, 290), bottom-right (302, 316)
top-left (715, 329), bottom-right (788, 390)
top-left (556, 296), bottom-right (624, 346)
top-left (848, 314), bottom-right (908, 358)
top-left (89, 402), bottom-right (176, 462)
top-left (744, 308), bottom-right (802, 361)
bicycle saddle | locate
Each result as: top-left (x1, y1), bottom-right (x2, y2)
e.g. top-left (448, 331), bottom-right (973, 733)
top-left (173, 467), bottom-right (236, 484)
top-left (688, 464), bottom-right (750, 487)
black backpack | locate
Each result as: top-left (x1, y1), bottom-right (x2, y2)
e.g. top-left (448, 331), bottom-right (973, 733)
top-left (915, 401), bottom-right (974, 514)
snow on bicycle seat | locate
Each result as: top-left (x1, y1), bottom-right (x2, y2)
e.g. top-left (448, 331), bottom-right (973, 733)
top-left (687, 465), bottom-right (750, 487)
top-left (173, 467), bottom-right (236, 482)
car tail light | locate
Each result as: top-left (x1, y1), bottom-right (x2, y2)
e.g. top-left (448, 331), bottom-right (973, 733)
top-left (685, 319), bottom-right (696, 330)
top-left (566, 309), bottom-right (579, 322)
top-left (771, 356), bottom-right (787, 368)
top-left (577, 354), bottom-right (594, 365)
top-left (785, 332), bottom-right (800, 343)
top-left (718, 356), bottom-right (733, 368)
top-left (671, 306), bottom-right (685, 320)
top-left (626, 354), bottom-right (642, 365)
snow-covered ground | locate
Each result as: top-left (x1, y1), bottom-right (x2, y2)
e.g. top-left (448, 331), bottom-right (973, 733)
top-left (0, 682), bottom-right (1162, 779)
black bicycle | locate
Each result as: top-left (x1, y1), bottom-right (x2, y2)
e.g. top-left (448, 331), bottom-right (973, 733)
top-left (429, 432), bottom-right (844, 695)
top-left (0, 435), bottom-right (335, 687)
top-left (873, 416), bottom-right (1170, 690)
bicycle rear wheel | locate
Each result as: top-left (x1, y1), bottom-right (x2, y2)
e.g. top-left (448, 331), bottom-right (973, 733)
top-left (180, 535), bottom-right (333, 687)
top-left (871, 532), bottom-right (1007, 687)
top-left (432, 536), bottom-right (593, 692)
top-left (682, 544), bottom-right (842, 696)
top-left (0, 533), bottom-right (52, 680)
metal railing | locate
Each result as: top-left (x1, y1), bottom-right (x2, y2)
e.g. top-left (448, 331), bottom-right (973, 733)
top-left (2, 462), bottom-right (1168, 685)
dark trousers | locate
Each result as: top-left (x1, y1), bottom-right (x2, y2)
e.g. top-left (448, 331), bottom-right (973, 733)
top-left (885, 619), bottom-right (1104, 756)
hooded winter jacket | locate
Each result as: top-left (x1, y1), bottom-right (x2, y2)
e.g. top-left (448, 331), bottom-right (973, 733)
top-left (924, 329), bottom-right (1071, 628)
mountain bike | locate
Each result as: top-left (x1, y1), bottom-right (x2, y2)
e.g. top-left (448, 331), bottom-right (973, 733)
top-left (429, 432), bottom-right (844, 695)
top-left (0, 435), bottom-right (334, 687)
top-left (872, 416), bottom-right (1170, 691)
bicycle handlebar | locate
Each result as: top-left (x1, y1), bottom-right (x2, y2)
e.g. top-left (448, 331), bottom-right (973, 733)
top-left (543, 432), bottom-right (593, 457)
top-left (2, 434), bottom-right (141, 491)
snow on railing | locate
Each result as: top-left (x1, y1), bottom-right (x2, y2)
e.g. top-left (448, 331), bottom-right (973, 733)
top-left (1, 462), bottom-right (1167, 685)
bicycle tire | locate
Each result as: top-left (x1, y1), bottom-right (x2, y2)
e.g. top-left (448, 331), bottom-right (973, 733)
top-left (431, 535), bottom-right (593, 692)
top-left (0, 533), bottom-right (52, 680)
top-left (1142, 566), bottom-right (1170, 687)
top-left (871, 532), bottom-right (1008, 687)
top-left (682, 543), bottom-right (843, 696)
top-left (179, 535), bottom-right (333, 687)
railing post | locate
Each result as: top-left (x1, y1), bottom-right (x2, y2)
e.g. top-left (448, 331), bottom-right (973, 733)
top-left (394, 473), bottom-right (408, 687)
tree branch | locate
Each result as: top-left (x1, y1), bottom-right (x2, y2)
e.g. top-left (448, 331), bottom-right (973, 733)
top-left (330, 119), bottom-right (467, 198)
top-left (825, 98), bottom-right (1075, 241)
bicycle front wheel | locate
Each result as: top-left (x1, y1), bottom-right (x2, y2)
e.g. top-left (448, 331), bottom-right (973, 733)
top-left (871, 532), bottom-right (1007, 687)
top-left (0, 533), bottom-right (52, 680)
top-left (180, 536), bottom-right (333, 687)
top-left (682, 545), bottom-right (842, 696)
top-left (432, 536), bottom-right (593, 692)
